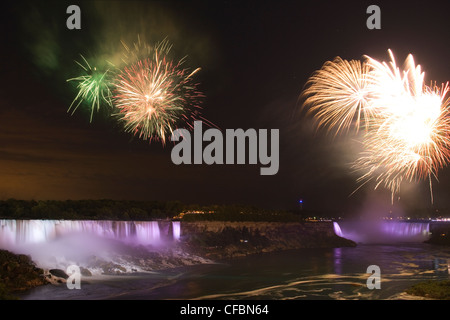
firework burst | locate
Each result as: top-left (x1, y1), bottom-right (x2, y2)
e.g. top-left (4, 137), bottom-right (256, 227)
top-left (301, 57), bottom-right (375, 135)
top-left (113, 44), bottom-right (203, 144)
top-left (67, 55), bottom-right (114, 122)
top-left (354, 80), bottom-right (450, 200)
top-left (302, 50), bottom-right (450, 201)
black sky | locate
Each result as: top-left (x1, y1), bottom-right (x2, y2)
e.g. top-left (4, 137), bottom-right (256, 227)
top-left (0, 0), bottom-right (449, 215)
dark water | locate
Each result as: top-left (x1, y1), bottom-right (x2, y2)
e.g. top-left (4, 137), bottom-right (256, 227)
top-left (20, 243), bottom-right (450, 300)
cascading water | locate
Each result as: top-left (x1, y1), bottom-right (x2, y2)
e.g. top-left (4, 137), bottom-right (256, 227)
top-left (0, 219), bottom-right (184, 271)
top-left (333, 222), bottom-right (344, 237)
top-left (334, 220), bottom-right (431, 243)
top-left (381, 222), bottom-right (430, 238)
top-left (0, 219), bottom-right (180, 247)
top-left (172, 221), bottom-right (181, 241)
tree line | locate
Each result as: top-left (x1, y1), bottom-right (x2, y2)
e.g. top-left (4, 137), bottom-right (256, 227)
top-left (0, 199), bottom-right (305, 222)
top-left (0, 199), bottom-right (180, 220)
top-left (180, 204), bottom-right (302, 222)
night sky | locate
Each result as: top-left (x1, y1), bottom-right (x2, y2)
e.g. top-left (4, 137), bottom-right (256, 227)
top-left (1, 0), bottom-right (449, 215)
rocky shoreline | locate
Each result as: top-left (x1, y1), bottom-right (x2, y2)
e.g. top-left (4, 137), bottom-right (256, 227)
top-left (1, 245), bottom-right (215, 298)
top-left (0, 250), bottom-right (47, 299)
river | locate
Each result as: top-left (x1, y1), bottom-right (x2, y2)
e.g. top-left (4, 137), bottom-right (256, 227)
top-left (19, 242), bottom-right (450, 300)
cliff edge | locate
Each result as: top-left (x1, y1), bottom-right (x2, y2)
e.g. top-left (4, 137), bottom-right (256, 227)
top-left (180, 221), bottom-right (356, 260)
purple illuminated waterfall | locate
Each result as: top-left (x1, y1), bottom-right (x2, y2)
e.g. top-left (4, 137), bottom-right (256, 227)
top-left (381, 222), bottom-right (430, 238)
top-left (333, 222), bottom-right (344, 237)
top-left (172, 221), bottom-right (181, 241)
top-left (333, 220), bottom-right (431, 243)
top-left (0, 219), bottom-right (181, 248)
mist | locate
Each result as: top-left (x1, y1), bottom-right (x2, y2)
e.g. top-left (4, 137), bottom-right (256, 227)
top-left (336, 191), bottom-right (431, 244)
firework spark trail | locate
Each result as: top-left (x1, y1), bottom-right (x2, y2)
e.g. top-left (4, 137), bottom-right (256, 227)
top-left (67, 55), bottom-right (114, 122)
top-left (302, 49), bottom-right (450, 201)
top-left (120, 35), bottom-right (172, 67)
top-left (113, 43), bottom-right (204, 144)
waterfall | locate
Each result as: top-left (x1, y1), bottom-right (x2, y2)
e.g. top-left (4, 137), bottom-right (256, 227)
top-left (381, 221), bottom-right (430, 237)
top-left (0, 219), bottom-right (181, 248)
top-left (333, 222), bottom-right (344, 237)
top-left (335, 220), bottom-right (431, 243)
top-left (172, 221), bottom-right (181, 241)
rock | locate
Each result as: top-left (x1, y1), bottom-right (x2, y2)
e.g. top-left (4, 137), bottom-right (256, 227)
top-left (101, 262), bottom-right (127, 275)
top-left (49, 269), bottom-right (69, 279)
top-left (0, 249), bottom-right (47, 298)
top-left (80, 267), bottom-right (92, 277)
top-left (17, 254), bottom-right (32, 264)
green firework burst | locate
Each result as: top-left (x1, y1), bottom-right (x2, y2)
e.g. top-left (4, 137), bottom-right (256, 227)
top-left (67, 55), bottom-right (114, 122)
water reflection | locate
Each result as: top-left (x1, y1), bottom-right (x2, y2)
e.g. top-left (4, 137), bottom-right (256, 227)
top-left (333, 248), bottom-right (342, 275)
